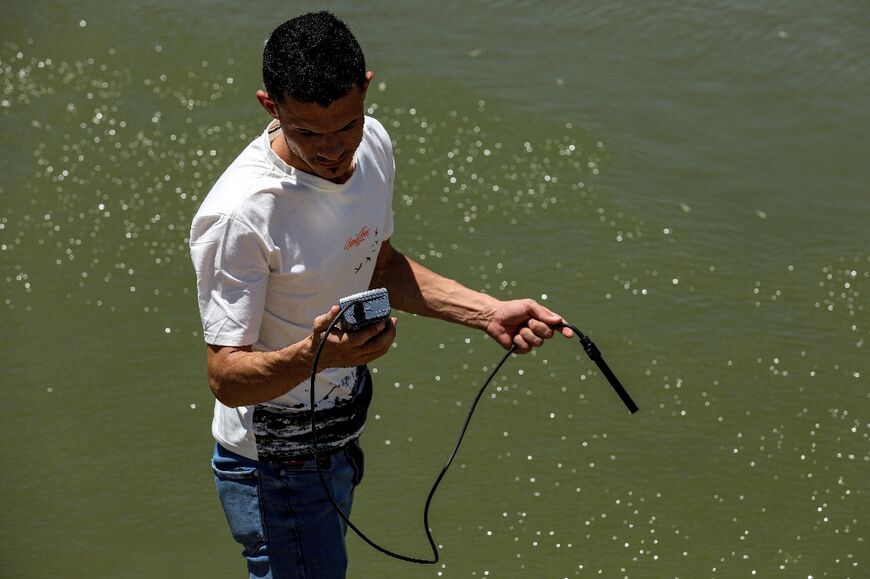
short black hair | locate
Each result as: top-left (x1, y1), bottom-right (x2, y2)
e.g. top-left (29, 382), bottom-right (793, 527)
top-left (262, 11), bottom-right (366, 107)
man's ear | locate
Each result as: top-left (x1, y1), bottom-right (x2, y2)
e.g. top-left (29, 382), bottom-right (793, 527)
top-left (256, 90), bottom-right (279, 119)
top-left (361, 70), bottom-right (375, 97)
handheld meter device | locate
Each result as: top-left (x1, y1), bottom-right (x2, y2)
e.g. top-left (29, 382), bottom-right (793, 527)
top-left (338, 288), bottom-right (391, 331)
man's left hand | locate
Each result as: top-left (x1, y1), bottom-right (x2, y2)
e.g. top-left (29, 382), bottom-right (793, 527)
top-left (483, 299), bottom-right (574, 354)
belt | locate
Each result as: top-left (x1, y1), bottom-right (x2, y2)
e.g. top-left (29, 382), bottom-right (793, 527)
top-left (268, 451), bottom-right (334, 470)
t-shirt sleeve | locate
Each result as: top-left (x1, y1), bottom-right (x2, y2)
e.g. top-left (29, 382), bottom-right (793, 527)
top-left (189, 213), bottom-right (270, 346)
top-left (382, 167), bottom-right (395, 241)
top-left (372, 118), bottom-right (396, 240)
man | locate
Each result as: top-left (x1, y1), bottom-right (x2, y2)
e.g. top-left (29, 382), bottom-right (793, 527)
top-left (190, 11), bottom-right (573, 578)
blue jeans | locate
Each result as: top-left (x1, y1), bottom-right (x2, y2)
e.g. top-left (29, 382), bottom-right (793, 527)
top-left (211, 441), bottom-right (365, 578)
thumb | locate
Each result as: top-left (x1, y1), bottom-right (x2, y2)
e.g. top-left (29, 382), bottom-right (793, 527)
top-left (526, 301), bottom-right (564, 326)
top-left (313, 305), bottom-right (341, 334)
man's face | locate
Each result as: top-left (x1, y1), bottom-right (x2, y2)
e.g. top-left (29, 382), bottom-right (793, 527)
top-left (268, 84), bottom-right (368, 184)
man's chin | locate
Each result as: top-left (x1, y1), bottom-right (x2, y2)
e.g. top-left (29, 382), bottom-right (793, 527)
top-left (317, 159), bottom-right (354, 183)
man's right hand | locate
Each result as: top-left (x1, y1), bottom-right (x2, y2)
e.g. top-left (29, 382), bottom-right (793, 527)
top-left (310, 305), bottom-right (397, 370)
top-left (205, 307), bottom-right (396, 408)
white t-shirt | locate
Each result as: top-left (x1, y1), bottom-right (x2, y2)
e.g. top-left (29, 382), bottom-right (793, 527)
top-left (190, 116), bottom-right (395, 460)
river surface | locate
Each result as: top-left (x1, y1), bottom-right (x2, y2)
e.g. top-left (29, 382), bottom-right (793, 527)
top-left (1, 1), bottom-right (867, 577)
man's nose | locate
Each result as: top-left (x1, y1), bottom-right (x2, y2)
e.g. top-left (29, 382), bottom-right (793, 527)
top-left (319, 134), bottom-right (342, 159)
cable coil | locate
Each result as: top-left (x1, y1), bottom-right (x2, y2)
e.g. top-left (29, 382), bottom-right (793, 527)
top-left (309, 303), bottom-right (638, 564)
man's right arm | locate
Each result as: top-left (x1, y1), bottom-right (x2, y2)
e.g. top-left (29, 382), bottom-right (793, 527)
top-left (205, 306), bottom-right (397, 408)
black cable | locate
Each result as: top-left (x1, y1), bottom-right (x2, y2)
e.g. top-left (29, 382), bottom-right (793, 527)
top-left (308, 306), bottom-right (637, 565)
top-left (553, 323), bottom-right (640, 414)
top-left (310, 303), bottom-right (437, 563)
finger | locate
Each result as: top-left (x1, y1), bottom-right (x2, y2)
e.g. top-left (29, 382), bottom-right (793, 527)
top-left (526, 318), bottom-right (555, 339)
top-left (491, 330), bottom-right (515, 351)
top-left (524, 300), bottom-right (565, 326)
top-left (542, 320), bottom-right (574, 339)
top-left (344, 316), bottom-right (394, 346)
top-left (355, 317), bottom-right (397, 361)
top-left (512, 327), bottom-right (543, 353)
top-left (313, 305), bottom-right (341, 333)
top-left (520, 326), bottom-right (545, 348)
top-left (372, 317), bottom-right (398, 355)
top-left (512, 333), bottom-right (533, 354)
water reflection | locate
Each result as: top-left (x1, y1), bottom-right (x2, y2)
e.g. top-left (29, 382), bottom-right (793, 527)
top-left (1, 18), bottom-right (867, 578)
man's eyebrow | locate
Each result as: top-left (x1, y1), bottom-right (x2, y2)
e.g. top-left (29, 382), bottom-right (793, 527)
top-left (294, 119), bottom-right (359, 134)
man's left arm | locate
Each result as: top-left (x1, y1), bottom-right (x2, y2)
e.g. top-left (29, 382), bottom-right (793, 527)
top-left (369, 239), bottom-right (573, 353)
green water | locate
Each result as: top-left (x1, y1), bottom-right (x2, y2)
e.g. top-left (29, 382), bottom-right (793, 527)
top-left (2, 1), bottom-right (867, 577)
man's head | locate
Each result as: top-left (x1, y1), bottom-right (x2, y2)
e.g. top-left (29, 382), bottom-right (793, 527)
top-left (262, 11), bottom-right (366, 107)
top-left (257, 12), bottom-right (372, 184)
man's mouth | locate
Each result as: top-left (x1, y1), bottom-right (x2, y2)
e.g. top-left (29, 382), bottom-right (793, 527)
top-left (318, 154), bottom-right (348, 169)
